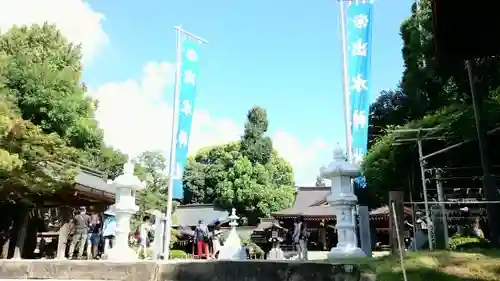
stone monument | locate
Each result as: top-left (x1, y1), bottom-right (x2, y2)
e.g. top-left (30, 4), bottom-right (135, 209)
top-left (103, 161), bottom-right (145, 261)
top-left (218, 208), bottom-right (247, 260)
top-left (320, 147), bottom-right (365, 260)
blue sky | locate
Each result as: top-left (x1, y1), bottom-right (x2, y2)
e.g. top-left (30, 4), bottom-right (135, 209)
top-left (82, 0), bottom-right (412, 184)
top-left (4, 0), bottom-right (412, 185)
top-left (85, 0), bottom-right (411, 128)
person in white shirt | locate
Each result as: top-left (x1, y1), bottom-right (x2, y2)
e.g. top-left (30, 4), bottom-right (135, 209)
top-left (136, 215), bottom-right (151, 259)
top-left (211, 220), bottom-right (222, 259)
top-left (102, 213), bottom-right (116, 254)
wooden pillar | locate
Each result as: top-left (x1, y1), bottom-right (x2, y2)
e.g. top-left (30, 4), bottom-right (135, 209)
top-left (12, 212), bottom-right (29, 259)
top-left (389, 191), bottom-right (405, 254)
top-left (56, 207), bottom-right (72, 259)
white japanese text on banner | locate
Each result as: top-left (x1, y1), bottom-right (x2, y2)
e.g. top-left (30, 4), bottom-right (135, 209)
top-left (346, 0), bottom-right (374, 187)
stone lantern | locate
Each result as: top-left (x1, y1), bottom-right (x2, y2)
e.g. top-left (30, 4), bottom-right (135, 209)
top-left (218, 208), bottom-right (247, 260)
top-left (228, 208), bottom-right (239, 229)
top-left (104, 161), bottom-right (145, 261)
top-left (320, 147), bottom-right (365, 260)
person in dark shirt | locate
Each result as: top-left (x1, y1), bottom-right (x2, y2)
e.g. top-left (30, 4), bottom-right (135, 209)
top-left (195, 220), bottom-right (210, 259)
top-left (88, 213), bottom-right (102, 259)
top-left (68, 206), bottom-right (90, 259)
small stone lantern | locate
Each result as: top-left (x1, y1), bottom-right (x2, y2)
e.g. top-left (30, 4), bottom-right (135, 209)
top-left (320, 147), bottom-right (365, 260)
top-left (104, 161), bottom-right (145, 261)
top-left (218, 208), bottom-right (247, 260)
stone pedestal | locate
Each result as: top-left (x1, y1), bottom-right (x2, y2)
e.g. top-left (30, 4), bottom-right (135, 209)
top-left (320, 147), bottom-right (365, 261)
top-left (218, 208), bottom-right (247, 260)
top-left (103, 162), bottom-right (145, 261)
top-left (267, 248), bottom-right (285, 260)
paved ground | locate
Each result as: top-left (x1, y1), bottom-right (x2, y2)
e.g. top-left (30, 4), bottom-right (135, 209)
top-left (289, 250), bottom-right (390, 261)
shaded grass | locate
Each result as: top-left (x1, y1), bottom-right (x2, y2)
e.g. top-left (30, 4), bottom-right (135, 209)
top-left (361, 250), bottom-right (500, 281)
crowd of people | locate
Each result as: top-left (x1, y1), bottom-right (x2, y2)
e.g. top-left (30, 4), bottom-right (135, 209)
top-left (68, 207), bottom-right (116, 260)
top-left (67, 207), bottom-right (311, 260)
top-left (193, 219), bottom-right (222, 259)
top-left (192, 216), bottom-right (310, 260)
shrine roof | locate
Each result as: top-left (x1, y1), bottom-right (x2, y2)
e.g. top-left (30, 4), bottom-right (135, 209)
top-left (255, 218), bottom-right (275, 230)
top-left (174, 204), bottom-right (229, 227)
top-left (271, 187), bottom-right (419, 219)
top-left (27, 165), bottom-right (115, 206)
top-left (271, 186), bottom-right (333, 217)
top-left (75, 167), bottom-right (114, 194)
top-left (272, 205), bottom-right (336, 218)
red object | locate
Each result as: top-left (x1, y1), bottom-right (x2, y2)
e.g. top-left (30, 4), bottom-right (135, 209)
top-left (196, 241), bottom-right (209, 258)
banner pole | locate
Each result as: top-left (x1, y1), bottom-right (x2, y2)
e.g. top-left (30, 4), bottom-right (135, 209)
top-left (338, 0), bottom-right (353, 162)
top-left (163, 25), bottom-right (183, 260)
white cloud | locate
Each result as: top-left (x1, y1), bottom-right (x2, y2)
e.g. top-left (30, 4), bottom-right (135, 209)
top-left (272, 130), bottom-right (331, 185)
top-left (0, 0), bottom-right (332, 185)
top-left (90, 62), bottom-right (331, 186)
top-left (89, 61), bottom-right (241, 159)
top-left (0, 0), bottom-right (108, 61)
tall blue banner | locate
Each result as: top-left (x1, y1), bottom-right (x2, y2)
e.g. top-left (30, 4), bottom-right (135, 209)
top-left (346, 0), bottom-right (374, 187)
top-left (172, 40), bottom-right (200, 200)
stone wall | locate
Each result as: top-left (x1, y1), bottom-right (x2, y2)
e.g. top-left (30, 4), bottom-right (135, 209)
top-left (0, 260), bottom-right (365, 281)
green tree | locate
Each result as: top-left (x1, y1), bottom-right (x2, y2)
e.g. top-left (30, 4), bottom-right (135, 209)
top-left (132, 151), bottom-right (168, 224)
top-left (183, 107), bottom-right (295, 224)
top-left (0, 92), bottom-right (79, 198)
top-left (363, 0), bottom-right (500, 209)
top-left (0, 23), bottom-right (126, 199)
top-left (315, 175), bottom-right (326, 187)
top-left (131, 151), bottom-right (179, 248)
top-left (240, 106), bottom-right (273, 165)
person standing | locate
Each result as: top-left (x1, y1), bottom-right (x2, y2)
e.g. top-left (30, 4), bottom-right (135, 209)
top-left (318, 220), bottom-right (335, 251)
top-left (292, 216), bottom-right (308, 260)
top-left (102, 212), bottom-right (117, 254)
top-left (211, 220), bottom-right (222, 259)
top-left (136, 215), bottom-right (151, 259)
top-left (319, 220), bottom-right (327, 250)
top-left (68, 207), bottom-right (90, 259)
top-left (88, 213), bottom-right (102, 259)
top-left (195, 220), bottom-right (210, 259)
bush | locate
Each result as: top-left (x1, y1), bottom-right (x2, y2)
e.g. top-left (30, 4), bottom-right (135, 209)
top-left (241, 238), bottom-right (264, 258)
top-left (169, 249), bottom-right (188, 259)
top-left (447, 236), bottom-right (490, 251)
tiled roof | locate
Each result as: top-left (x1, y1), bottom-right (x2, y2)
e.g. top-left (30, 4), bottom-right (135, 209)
top-left (272, 187), bottom-right (416, 219)
top-left (75, 170), bottom-right (114, 194)
top-left (272, 186), bottom-right (332, 217)
top-left (174, 204), bottom-right (229, 227)
top-left (47, 162), bottom-right (114, 195)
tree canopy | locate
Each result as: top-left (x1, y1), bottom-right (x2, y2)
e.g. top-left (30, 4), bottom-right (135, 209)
top-left (361, 0), bottom-right (500, 207)
top-left (0, 23), bottom-right (127, 201)
top-left (182, 106), bottom-right (295, 224)
top-left (133, 151), bottom-right (168, 216)
top-left (315, 175), bottom-right (326, 187)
